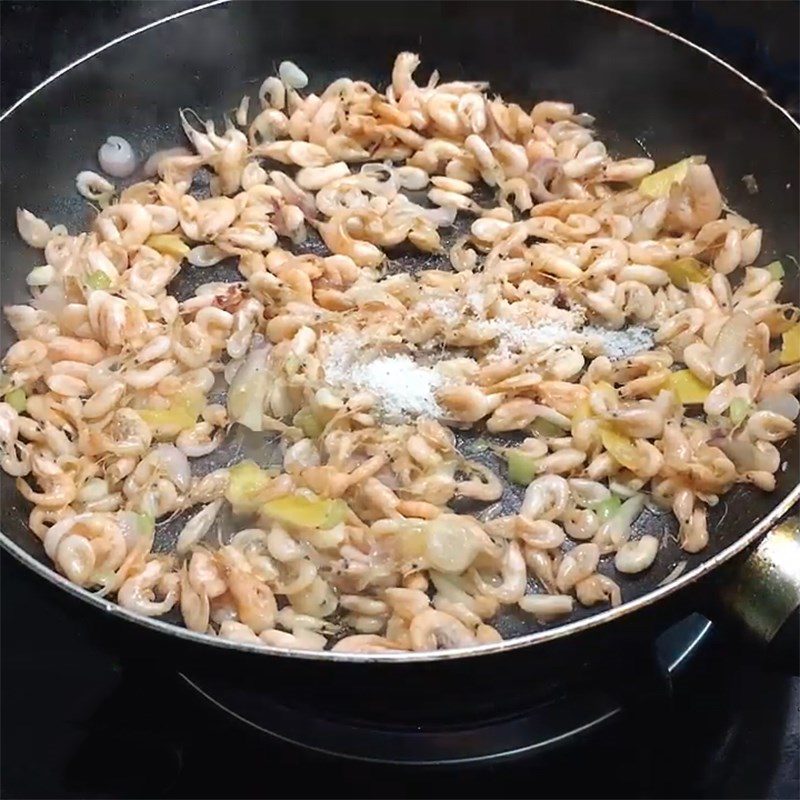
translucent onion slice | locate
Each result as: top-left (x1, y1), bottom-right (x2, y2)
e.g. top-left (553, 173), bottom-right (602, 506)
top-left (425, 516), bottom-right (480, 574)
top-left (26, 265), bottom-right (55, 287)
top-left (713, 437), bottom-right (759, 472)
top-left (117, 511), bottom-right (155, 550)
top-left (227, 341), bottom-right (270, 431)
top-left (188, 245), bottom-right (228, 267)
top-left (16, 208), bottom-right (52, 248)
top-left (152, 445), bottom-right (191, 493)
top-left (758, 391), bottom-right (800, 421)
top-left (98, 136), bottom-right (137, 178)
top-left (599, 494), bottom-right (645, 548)
top-left (728, 397), bottom-right (750, 426)
top-left (4, 388), bottom-right (26, 412)
top-left (176, 500), bottom-right (223, 554)
top-left (32, 282), bottom-right (67, 314)
top-left (279, 60), bottom-right (309, 89)
top-left (710, 312), bottom-right (755, 377)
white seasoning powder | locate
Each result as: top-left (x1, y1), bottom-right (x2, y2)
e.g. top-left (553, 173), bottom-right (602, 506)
top-left (582, 325), bottom-right (654, 360)
top-left (321, 311), bottom-right (654, 420)
top-left (493, 319), bottom-right (576, 350)
top-left (322, 334), bottom-right (445, 419)
top-left (466, 292), bottom-right (486, 315)
top-left (480, 316), bottom-right (583, 360)
top-left (321, 333), bottom-right (361, 386)
top-left (350, 355), bottom-right (445, 418)
top-left (418, 297), bottom-right (461, 323)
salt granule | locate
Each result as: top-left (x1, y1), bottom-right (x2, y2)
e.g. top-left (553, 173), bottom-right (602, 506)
top-left (418, 297), bottom-right (461, 323)
top-left (350, 355), bottom-right (445, 418)
top-left (321, 306), bottom-right (654, 421)
top-left (582, 325), bottom-right (654, 360)
top-left (322, 334), bottom-right (445, 418)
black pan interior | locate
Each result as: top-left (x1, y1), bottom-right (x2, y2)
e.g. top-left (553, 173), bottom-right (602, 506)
top-left (1, 0), bottom-right (798, 643)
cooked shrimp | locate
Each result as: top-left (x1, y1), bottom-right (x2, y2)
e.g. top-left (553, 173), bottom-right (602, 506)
top-left (0, 50), bottom-right (793, 654)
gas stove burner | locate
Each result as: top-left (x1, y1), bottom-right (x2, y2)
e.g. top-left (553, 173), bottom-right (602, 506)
top-left (180, 615), bottom-right (712, 765)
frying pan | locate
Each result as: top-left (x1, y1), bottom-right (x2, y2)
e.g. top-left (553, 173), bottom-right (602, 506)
top-left (1, 1), bottom-right (798, 678)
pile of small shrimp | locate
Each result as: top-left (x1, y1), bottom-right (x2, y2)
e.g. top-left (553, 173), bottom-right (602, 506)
top-left (2, 53), bottom-right (798, 654)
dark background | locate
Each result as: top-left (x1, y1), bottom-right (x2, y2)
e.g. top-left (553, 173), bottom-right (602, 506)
top-left (2, 1), bottom-right (798, 115)
top-left (1, 2), bottom-right (798, 799)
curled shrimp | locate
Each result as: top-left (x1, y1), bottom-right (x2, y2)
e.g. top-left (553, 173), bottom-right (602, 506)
top-left (409, 609), bottom-right (476, 651)
top-left (117, 559), bottom-right (179, 617)
top-left (471, 541), bottom-right (526, 603)
top-left (0, 49), bottom-right (794, 654)
top-left (96, 203), bottom-right (152, 248)
top-left (226, 569), bottom-right (278, 633)
top-left (666, 164), bottom-right (722, 232)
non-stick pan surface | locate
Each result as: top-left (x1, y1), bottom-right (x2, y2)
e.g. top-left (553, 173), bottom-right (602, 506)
top-left (1, 0), bottom-right (798, 661)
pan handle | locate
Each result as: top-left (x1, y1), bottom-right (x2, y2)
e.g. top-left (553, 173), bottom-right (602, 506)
top-left (711, 515), bottom-right (799, 672)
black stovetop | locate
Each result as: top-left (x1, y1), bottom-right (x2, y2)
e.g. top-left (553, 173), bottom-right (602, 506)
top-left (1, 3), bottom-right (798, 798)
top-left (2, 550), bottom-right (798, 799)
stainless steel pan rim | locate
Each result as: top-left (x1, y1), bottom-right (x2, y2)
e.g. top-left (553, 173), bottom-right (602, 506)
top-left (1, 0), bottom-right (798, 663)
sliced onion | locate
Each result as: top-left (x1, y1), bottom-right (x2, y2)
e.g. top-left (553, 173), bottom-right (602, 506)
top-left (176, 500), bottom-right (223, 554)
top-left (607, 480), bottom-right (641, 499)
top-left (596, 494), bottom-right (645, 548)
top-left (16, 208), bottom-right (52, 248)
top-left (425, 516), bottom-right (480, 573)
top-left (117, 512), bottom-right (140, 549)
top-left (571, 112), bottom-right (596, 127)
top-left (117, 510), bottom-right (154, 550)
top-left (757, 391), bottom-right (800, 421)
top-left (77, 478), bottom-right (110, 504)
top-left (230, 528), bottom-right (270, 552)
top-left (26, 265), bottom-right (55, 287)
top-left (284, 439), bottom-right (320, 471)
top-left (98, 136), bottom-right (137, 178)
top-left (710, 312), bottom-right (755, 377)
top-left (227, 339), bottom-right (270, 431)
top-left (657, 560), bottom-right (687, 587)
top-left (712, 436), bottom-right (759, 471)
top-left (358, 163), bottom-right (398, 198)
top-left (153, 445), bottom-right (191, 493)
top-left (279, 60), bottom-right (308, 89)
top-left (32, 282), bottom-right (67, 314)
top-left (420, 205), bottom-right (458, 227)
top-left (187, 245), bottom-right (228, 267)
top-left (224, 357), bottom-right (244, 385)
